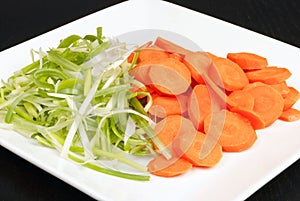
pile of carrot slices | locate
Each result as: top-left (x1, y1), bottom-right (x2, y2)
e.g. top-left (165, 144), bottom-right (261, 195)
top-left (128, 37), bottom-right (300, 177)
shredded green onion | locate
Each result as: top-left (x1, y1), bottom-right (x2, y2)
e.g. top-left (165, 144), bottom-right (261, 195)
top-left (0, 27), bottom-right (169, 181)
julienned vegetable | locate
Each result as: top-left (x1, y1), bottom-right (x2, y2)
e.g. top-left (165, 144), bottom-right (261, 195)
top-left (0, 27), bottom-right (172, 181)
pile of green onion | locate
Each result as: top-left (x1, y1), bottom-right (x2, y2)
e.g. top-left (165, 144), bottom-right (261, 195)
top-left (0, 27), bottom-right (169, 181)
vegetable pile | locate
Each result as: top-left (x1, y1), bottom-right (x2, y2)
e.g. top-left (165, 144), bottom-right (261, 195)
top-left (0, 28), bottom-right (169, 181)
top-left (128, 37), bottom-right (300, 177)
top-left (0, 27), bottom-right (299, 180)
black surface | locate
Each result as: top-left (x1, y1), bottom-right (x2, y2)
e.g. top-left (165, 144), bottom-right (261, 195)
top-left (1, 0), bottom-right (300, 200)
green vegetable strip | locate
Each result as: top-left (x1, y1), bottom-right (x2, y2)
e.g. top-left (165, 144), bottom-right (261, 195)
top-left (5, 91), bottom-right (35, 123)
top-left (57, 35), bottom-right (82, 48)
top-left (87, 41), bottom-right (111, 59)
top-left (69, 154), bottom-right (150, 181)
top-left (47, 50), bottom-right (82, 71)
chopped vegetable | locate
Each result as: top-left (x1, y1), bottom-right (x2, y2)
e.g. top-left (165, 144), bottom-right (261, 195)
top-left (0, 27), bottom-right (174, 181)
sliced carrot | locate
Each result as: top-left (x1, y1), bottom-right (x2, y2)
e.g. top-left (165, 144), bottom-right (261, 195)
top-left (230, 106), bottom-right (266, 129)
top-left (129, 63), bottom-right (152, 84)
top-left (188, 84), bottom-right (212, 131)
top-left (149, 96), bottom-right (186, 118)
top-left (204, 110), bottom-right (257, 152)
top-left (227, 52), bottom-right (268, 70)
top-left (270, 81), bottom-right (290, 98)
top-left (175, 132), bottom-right (223, 167)
top-left (205, 52), bottom-right (219, 60)
top-left (153, 115), bottom-right (197, 152)
top-left (245, 66), bottom-right (291, 84)
top-left (283, 86), bottom-right (300, 111)
top-left (183, 52), bottom-right (212, 84)
top-left (210, 57), bottom-right (249, 91)
top-left (227, 90), bottom-right (255, 110)
top-left (136, 48), bottom-right (169, 63)
top-left (243, 82), bottom-right (284, 127)
top-left (148, 57), bottom-right (191, 95)
top-left (147, 155), bottom-right (192, 177)
top-left (154, 36), bottom-right (190, 56)
top-left (279, 108), bottom-right (300, 122)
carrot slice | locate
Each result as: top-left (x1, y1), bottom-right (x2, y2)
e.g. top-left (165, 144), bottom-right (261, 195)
top-left (204, 110), bottom-right (257, 152)
top-left (270, 81), bottom-right (290, 98)
top-left (175, 132), bottom-right (223, 167)
top-left (147, 155), bottom-right (192, 177)
top-left (227, 90), bottom-right (255, 110)
top-left (205, 52), bottom-right (219, 60)
top-left (227, 52), bottom-right (268, 70)
top-left (210, 57), bottom-right (249, 91)
top-left (153, 115), bottom-right (197, 152)
top-left (230, 106), bottom-right (266, 129)
top-left (279, 108), bottom-right (300, 122)
top-left (188, 84), bottom-right (212, 131)
top-left (154, 36), bottom-right (190, 56)
top-left (136, 48), bottom-right (169, 63)
top-left (245, 66), bottom-right (291, 84)
top-left (243, 82), bottom-right (284, 127)
top-left (148, 57), bottom-right (191, 95)
top-left (129, 63), bottom-right (152, 84)
top-left (183, 52), bottom-right (212, 84)
top-left (149, 96), bottom-right (186, 118)
top-left (283, 86), bottom-right (300, 111)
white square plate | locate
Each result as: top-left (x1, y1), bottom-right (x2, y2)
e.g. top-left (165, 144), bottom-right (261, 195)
top-left (0, 1), bottom-right (300, 200)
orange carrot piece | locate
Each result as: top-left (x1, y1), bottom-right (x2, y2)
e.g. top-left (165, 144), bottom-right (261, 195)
top-left (230, 106), bottom-right (266, 129)
top-left (205, 52), bottom-right (219, 60)
top-left (149, 96), bottom-right (186, 118)
top-left (188, 84), bottom-right (212, 131)
top-left (183, 52), bottom-right (212, 84)
top-left (154, 36), bottom-right (190, 56)
top-left (210, 57), bottom-right (249, 91)
top-left (136, 48), bottom-right (169, 63)
top-left (227, 90), bottom-right (255, 110)
top-left (227, 52), bottom-right (268, 70)
top-left (279, 108), bottom-right (300, 122)
top-left (204, 110), bottom-right (257, 152)
top-left (148, 57), bottom-right (192, 95)
top-left (129, 62), bottom-right (152, 84)
top-left (175, 132), bottom-right (223, 167)
top-left (147, 155), bottom-right (192, 177)
top-left (153, 115), bottom-right (197, 152)
top-left (244, 82), bottom-right (284, 127)
top-left (283, 86), bottom-right (300, 111)
top-left (245, 66), bottom-right (291, 84)
top-left (270, 81), bottom-right (290, 98)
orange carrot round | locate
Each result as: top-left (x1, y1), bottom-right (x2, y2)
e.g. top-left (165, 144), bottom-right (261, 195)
top-left (270, 81), bottom-right (290, 98)
top-left (175, 132), bottom-right (223, 167)
top-left (188, 84), bottom-right (212, 131)
top-left (147, 155), bottom-right (192, 177)
top-left (244, 82), bottom-right (284, 127)
top-left (148, 57), bottom-right (192, 95)
top-left (204, 110), bottom-right (257, 152)
top-left (245, 66), bottom-right (291, 84)
top-left (279, 108), bottom-right (300, 122)
top-left (137, 48), bottom-right (169, 63)
top-left (149, 96), bottom-right (186, 118)
top-left (283, 86), bottom-right (300, 111)
top-left (153, 115), bottom-right (197, 153)
top-left (228, 90), bottom-right (255, 110)
top-left (210, 57), bottom-right (249, 91)
top-left (230, 106), bottom-right (266, 130)
top-left (227, 52), bottom-right (268, 70)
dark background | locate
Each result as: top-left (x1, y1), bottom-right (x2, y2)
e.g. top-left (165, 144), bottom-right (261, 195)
top-left (0, 0), bottom-right (300, 200)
